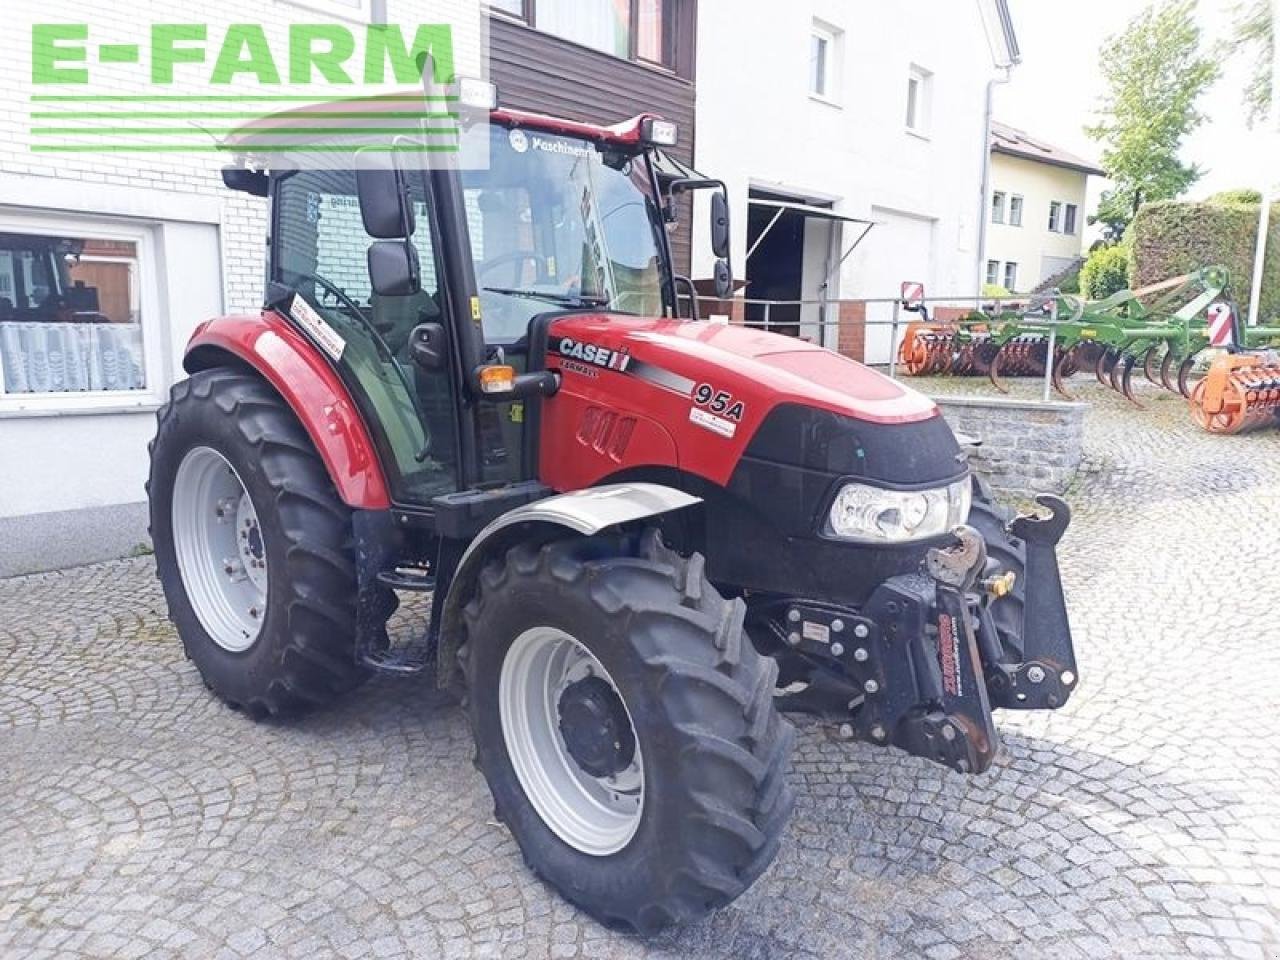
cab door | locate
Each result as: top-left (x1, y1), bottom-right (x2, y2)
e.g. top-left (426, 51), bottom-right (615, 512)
top-left (271, 168), bottom-right (461, 505)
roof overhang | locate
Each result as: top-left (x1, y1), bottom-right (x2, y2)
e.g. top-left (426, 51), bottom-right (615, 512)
top-left (991, 145), bottom-right (1105, 178)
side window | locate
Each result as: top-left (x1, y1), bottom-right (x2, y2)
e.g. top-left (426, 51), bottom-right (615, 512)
top-left (274, 170), bottom-right (458, 503)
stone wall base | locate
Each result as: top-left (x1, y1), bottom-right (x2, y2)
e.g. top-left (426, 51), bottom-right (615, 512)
top-left (932, 395), bottom-right (1086, 498)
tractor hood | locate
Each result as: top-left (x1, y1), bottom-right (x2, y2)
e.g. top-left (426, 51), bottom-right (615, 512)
top-left (546, 314), bottom-right (938, 426)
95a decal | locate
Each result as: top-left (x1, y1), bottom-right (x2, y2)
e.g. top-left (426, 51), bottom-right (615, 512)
top-left (693, 383), bottom-right (745, 422)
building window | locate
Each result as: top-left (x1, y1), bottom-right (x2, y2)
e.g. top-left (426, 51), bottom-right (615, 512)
top-left (986, 259), bottom-right (1000, 286)
top-left (1063, 203), bottom-right (1078, 235)
top-left (489, 0), bottom-right (526, 17)
top-left (905, 65), bottom-right (932, 134)
top-left (1009, 195), bottom-right (1024, 227)
top-left (1048, 201), bottom-right (1062, 232)
top-left (1003, 262), bottom-right (1018, 291)
top-left (536, 0), bottom-right (632, 60)
top-left (281, 0), bottom-right (373, 21)
top-left (808, 22), bottom-right (843, 101)
top-left (636, 0), bottom-right (668, 64)
top-left (991, 191), bottom-right (1006, 224)
top-left (0, 222), bottom-right (159, 412)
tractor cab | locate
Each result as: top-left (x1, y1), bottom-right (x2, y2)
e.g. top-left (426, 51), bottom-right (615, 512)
top-left (224, 97), bottom-right (724, 511)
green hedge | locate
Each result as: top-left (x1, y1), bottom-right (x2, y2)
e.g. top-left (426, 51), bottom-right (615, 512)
top-left (1130, 200), bottom-right (1280, 321)
top-left (1080, 244), bottom-right (1131, 299)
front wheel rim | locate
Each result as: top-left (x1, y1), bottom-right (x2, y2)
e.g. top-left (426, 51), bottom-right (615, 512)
top-left (171, 446), bottom-right (269, 653)
top-left (499, 626), bottom-right (645, 856)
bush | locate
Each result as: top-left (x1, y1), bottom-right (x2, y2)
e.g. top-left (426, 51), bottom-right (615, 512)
top-left (982, 283), bottom-right (1011, 299)
top-left (1207, 188), bottom-right (1263, 206)
top-left (1130, 199), bottom-right (1280, 320)
top-left (1080, 245), bottom-right (1131, 299)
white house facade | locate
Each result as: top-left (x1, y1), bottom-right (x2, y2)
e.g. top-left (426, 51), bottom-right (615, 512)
top-left (690, 0), bottom-right (1020, 363)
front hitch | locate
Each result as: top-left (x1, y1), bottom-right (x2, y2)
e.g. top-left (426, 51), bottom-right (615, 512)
top-left (852, 525), bottom-right (1002, 774)
top-left (983, 495), bottom-right (1079, 710)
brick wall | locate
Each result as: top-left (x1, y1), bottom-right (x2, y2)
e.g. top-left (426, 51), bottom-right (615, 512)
top-left (932, 395), bottom-right (1086, 498)
top-left (836, 300), bottom-right (865, 362)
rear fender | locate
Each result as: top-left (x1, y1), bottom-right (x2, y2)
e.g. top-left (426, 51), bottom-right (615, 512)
top-left (184, 311), bottom-right (391, 509)
top-left (435, 483), bottom-right (701, 687)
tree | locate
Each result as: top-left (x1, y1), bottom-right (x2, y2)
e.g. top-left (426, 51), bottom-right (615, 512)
top-left (1085, 1), bottom-right (1220, 241)
top-left (1234, 0), bottom-right (1273, 127)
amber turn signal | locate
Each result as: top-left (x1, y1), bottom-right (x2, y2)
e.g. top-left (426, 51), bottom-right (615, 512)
top-left (478, 365), bottom-right (516, 394)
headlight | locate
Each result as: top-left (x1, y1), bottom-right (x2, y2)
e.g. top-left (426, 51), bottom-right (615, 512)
top-left (825, 477), bottom-right (971, 544)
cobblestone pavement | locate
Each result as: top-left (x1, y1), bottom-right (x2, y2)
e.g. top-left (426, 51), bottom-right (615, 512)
top-left (3, 376), bottom-right (1280, 959)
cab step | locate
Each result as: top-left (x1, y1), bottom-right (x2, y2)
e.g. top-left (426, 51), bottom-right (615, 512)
top-left (376, 566), bottom-right (435, 592)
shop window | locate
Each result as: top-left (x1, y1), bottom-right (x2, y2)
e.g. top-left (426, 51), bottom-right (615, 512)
top-left (0, 225), bottom-right (157, 411)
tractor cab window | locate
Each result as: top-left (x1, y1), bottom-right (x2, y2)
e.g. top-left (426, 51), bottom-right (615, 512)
top-left (460, 123), bottom-right (667, 345)
top-left (273, 168), bottom-right (458, 504)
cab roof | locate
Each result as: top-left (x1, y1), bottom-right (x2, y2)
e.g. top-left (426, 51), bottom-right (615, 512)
top-left (223, 93), bottom-right (661, 151)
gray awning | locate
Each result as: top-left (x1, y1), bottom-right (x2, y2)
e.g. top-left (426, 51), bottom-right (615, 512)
top-left (747, 199), bottom-right (878, 264)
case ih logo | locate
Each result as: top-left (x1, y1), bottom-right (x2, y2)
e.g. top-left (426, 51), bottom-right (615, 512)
top-left (555, 337), bottom-right (632, 372)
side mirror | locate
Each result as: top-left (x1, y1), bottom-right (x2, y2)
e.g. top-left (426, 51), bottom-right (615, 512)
top-left (368, 241), bottom-right (421, 297)
top-left (409, 322), bottom-right (448, 371)
top-left (713, 259), bottom-right (733, 300)
top-left (711, 191), bottom-right (731, 260)
top-left (356, 153), bottom-right (415, 240)
top-left (222, 166), bottom-right (269, 198)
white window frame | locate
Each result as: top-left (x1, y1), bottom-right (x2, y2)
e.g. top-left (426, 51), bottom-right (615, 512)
top-left (277, 0), bottom-right (373, 22)
top-left (0, 212), bottom-right (164, 416)
top-left (1064, 203), bottom-right (1078, 235)
top-left (809, 21), bottom-right (842, 105)
top-left (991, 191), bottom-right (1006, 224)
top-left (1003, 261), bottom-right (1018, 291)
top-left (985, 259), bottom-right (1000, 286)
top-left (1048, 201), bottom-right (1063, 233)
top-left (1009, 195), bottom-right (1023, 227)
top-left (905, 65), bottom-right (932, 136)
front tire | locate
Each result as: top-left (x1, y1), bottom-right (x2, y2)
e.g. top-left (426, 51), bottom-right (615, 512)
top-left (462, 530), bottom-right (794, 934)
top-left (148, 368), bottom-right (368, 718)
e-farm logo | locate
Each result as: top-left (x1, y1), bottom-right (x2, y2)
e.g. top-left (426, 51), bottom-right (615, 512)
top-left (28, 22), bottom-right (462, 158)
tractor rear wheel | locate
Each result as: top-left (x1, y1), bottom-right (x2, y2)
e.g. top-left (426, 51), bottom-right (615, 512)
top-left (148, 367), bottom-right (368, 718)
top-left (461, 530), bottom-right (794, 934)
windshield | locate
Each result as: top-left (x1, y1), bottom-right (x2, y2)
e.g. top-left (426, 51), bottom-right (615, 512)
top-left (460, 123), bottom-right (668, 342)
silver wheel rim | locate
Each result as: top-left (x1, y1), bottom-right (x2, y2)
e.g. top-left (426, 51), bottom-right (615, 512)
top-left (171, 446), bottom-right (269, 653)
top-left (499, 626), bottom-right (644, 856)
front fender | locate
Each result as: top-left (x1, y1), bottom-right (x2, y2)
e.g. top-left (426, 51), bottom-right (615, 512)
top-left (184, 311), bottom-right (391, 509)
top-left (435, 482), bottom-right (700, 687)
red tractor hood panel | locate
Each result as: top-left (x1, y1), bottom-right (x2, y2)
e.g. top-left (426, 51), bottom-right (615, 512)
top-left (539, 314), bottom-right (940, 490)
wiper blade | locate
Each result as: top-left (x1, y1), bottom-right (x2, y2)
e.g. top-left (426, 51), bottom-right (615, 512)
top-left (483, 286), bottom-right (610, 309)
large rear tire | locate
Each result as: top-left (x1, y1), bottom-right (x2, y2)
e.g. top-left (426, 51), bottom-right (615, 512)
top-left (462, 530), bottom-right (794, 934)
top-left (148, 367), bottom-right (368, 718)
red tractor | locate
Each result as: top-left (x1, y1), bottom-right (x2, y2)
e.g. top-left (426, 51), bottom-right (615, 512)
top-left (147, 82), bottom-right (1078, 933)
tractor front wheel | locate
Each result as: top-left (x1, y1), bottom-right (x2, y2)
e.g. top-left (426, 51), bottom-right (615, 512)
top-left (462, 531), bottom-right (794, 934)
top-left (148, 368), bottom-right (368, 718)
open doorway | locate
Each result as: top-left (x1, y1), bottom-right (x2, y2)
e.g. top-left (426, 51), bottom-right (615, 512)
top-left (744, 189), bottom-right (873, 349)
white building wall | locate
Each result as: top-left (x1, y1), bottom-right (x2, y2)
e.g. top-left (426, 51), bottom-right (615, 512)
top-left (987, 153), bottom-right (1090, 290)
top-left (693, 0), bottom-right (1004, 363)
top-left (0, 0), bottom-right (474, 548)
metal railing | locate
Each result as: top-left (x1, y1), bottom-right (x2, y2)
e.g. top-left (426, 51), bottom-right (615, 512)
top-left (677, 291), bottom-right (1083, 403)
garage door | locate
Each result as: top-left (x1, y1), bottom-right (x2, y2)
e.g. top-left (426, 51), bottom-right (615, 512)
top-left (855, 208), bottom-right (935, 365)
